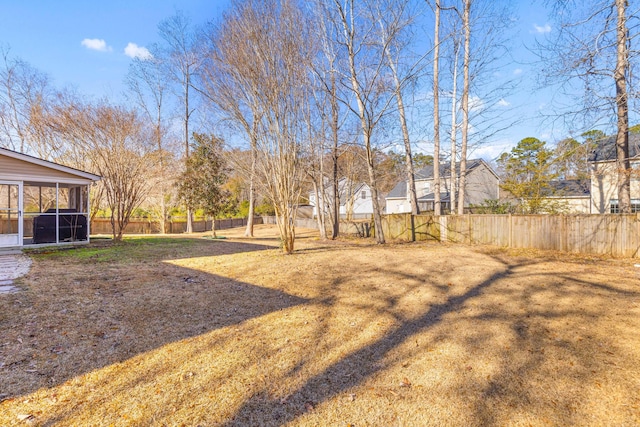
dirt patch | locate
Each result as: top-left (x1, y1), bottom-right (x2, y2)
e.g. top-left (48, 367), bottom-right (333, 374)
top-left (1, 226), bottom-right (639, 426)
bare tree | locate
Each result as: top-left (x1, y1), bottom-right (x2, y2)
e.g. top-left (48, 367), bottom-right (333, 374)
top-left (0, 48), bottom-right (54, 155)
top-left (457, 0), bottom-right (471, 215)
top-left (204, 0), bottom-right (314, 253)
top-left (375, 0), bottom-right (427, 217)
top-left (537, 0), bottom-right (638, 212)
top-left (157, 11), bottom-right (201, 232)
top-left (48, 101), bottom-right (158, 241)
top-left (199, 5), bottom-right (266, 237)
top-left (126, 49), bottom-right (175, 233)
top-left (425, 0), bottom-right (515, 214)
top-left (614, 0), bottom-right (631, 212)
top-left (312, 3), bottom-right (349, 239)
top-left (306, 88), bottom-right (332, 240)
top-left (328, 0), bottom-right (398, 244)
top-left (432, 0), bottom-right (443, 215)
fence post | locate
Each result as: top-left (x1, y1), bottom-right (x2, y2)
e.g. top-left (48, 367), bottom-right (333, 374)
top-left (508, 214), bottom-right (513, 249)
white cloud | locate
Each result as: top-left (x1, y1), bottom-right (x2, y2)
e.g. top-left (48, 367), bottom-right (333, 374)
top-left (533, 23), bottom-right (551, 34)
top-left (472, 139), bottom-right (514, 161)
top-left (497, 99), bottom-right (511, 107)
top-left (513, 68), bottom-right (523, 75)
top-left (469, 95), bottom-right (485, 112)
top-left (81, 38), bottom-right (111, 52)
top-left (124, 42), bottom-right (152, 60)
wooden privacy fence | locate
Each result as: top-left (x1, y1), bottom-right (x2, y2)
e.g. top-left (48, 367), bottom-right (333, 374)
top-left (91, 217), bottom-right (261, 235)
top-left (381, 213), bottom-right (640, 258)
top-left (261, 216), bottom-right (372, 237)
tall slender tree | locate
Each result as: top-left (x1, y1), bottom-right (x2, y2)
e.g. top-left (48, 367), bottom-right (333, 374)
top-left (432, 0), bottom-right (442, 215)
top-left (200, 5), bottom-right (266, 237)
top-left (126, 50), bottom-right (174, 233)
top-left (376, 0), bottom-right (427, 217)
top-left (157, 11), bottom-right (201, 232)
top-left (457, 0), bottom-right (471, 215)
top-left (328, 0), bottom-right (398, 244)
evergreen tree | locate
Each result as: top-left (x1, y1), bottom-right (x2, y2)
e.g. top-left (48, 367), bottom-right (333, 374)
top-left (177, 133), bottom-right (231, 236)
top-left (498, 137), bottom-right (561, 214)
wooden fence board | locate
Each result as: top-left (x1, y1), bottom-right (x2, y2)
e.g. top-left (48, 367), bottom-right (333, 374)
top-left (380, 213), bottom-right (640, 258)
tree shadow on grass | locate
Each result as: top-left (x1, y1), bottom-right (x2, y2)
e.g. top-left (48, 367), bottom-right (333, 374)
top-left (221, 253), bottom-right (640, 426)
top-left (220, 255), bottom-right (519, 426)
top-left (0, 240), bottom-right (307, 402)
top-left (465, 268), bottom-right (640, 426)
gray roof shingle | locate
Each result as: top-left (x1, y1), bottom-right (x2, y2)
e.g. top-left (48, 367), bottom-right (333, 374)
top-left (589, 133), bottom-right (640, 162)
top-left (547, 179), bottom-right (591, 197)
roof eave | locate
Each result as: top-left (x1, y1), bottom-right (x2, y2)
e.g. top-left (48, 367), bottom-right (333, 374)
top-left (0, 148), bottom-right (101, 181)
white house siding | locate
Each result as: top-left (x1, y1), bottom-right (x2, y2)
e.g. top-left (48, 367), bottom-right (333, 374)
top-left (310, 181), bottom-right (375, 218)
top-left (386, 198), bottom-right (410, 214)
top-left (550, 197), bottom-right (591, 214)
top-left (341, 185), bottom-right (374, 217)
top-left (590, 161), bottom-right (640, 213)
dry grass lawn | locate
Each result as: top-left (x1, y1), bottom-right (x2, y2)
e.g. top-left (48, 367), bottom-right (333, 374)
top-left (1, 225), bottom-right (639, 426)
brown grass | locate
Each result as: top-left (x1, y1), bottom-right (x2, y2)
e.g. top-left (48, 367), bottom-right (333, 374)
top-left (1, 225), bottom-right (639, 426)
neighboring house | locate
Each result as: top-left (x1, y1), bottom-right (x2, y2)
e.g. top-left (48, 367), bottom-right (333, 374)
top-left (386, 159), bottom-right (499, 214)
top-left (309, 178), bottom-right (374, 219)
top-left (589, 133), bottom-right (640, 213)
top-left (545, 179), bottom-right (592, 213)
top-left (0, 147), bottom-right (100, 248)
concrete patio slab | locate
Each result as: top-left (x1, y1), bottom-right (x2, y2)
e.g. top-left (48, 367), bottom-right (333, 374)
top-left (0, 253), bottom-right (31, 293)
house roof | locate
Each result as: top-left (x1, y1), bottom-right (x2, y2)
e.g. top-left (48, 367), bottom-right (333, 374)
top-left (0, 147), bottom-right (101, 181)
top-left (386, 158), bottom-right (491, 199)
top-left (387, 180), bottom-right (407, 199)
top-left (547, 179), bottom-right (590, 198)
top-left (417, 192), bottom-right (451, 202)
top-left (588, 133), bottom-right (640, 162)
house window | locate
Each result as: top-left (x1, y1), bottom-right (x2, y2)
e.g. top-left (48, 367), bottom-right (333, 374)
top-left (610, 199), bottom-right (640, 213)
top-left (361, 191), bottom-right (367, 199)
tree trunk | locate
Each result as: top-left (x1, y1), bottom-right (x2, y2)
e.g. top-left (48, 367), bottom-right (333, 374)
top-left (382, 21), bottom-right (418, 216)
top-left (186, 208), bottom-right (193, 233)
top-left (313, 179), bottom-right (327, 239)
top-left (275, 204), bottom-right (296, 254)
top-left (450, 39), bottom-right (460, 213)
top-left (185, 73), bottom-right (193, 234)
top-left (244, 142), bottom-right (257, 236)
top-left (457, 0), bottom-right (471, 215)
top-left (433, 0), bottom-right (442, 216)
top-left (336, 0), bottom-right (385, 243)
top-left (401, 95), bottom-right (419, 217)
top-left (331, 71), bottom-right (340, 239)
top-left (160, 195), bottom-right (167, 234)
top-left (364, 134), bottom-right (385, 244)
top-left (615, 0), bottom-right (631, 213)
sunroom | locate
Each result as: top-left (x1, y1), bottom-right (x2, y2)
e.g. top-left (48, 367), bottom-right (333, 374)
top-left (0, 147), bottom-right (100, 249)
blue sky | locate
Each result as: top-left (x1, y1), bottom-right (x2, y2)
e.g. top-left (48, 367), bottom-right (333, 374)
top-left (0, 0), bottom-right (227, 97)
top-left (0, 1), bottom-right (576, 160)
